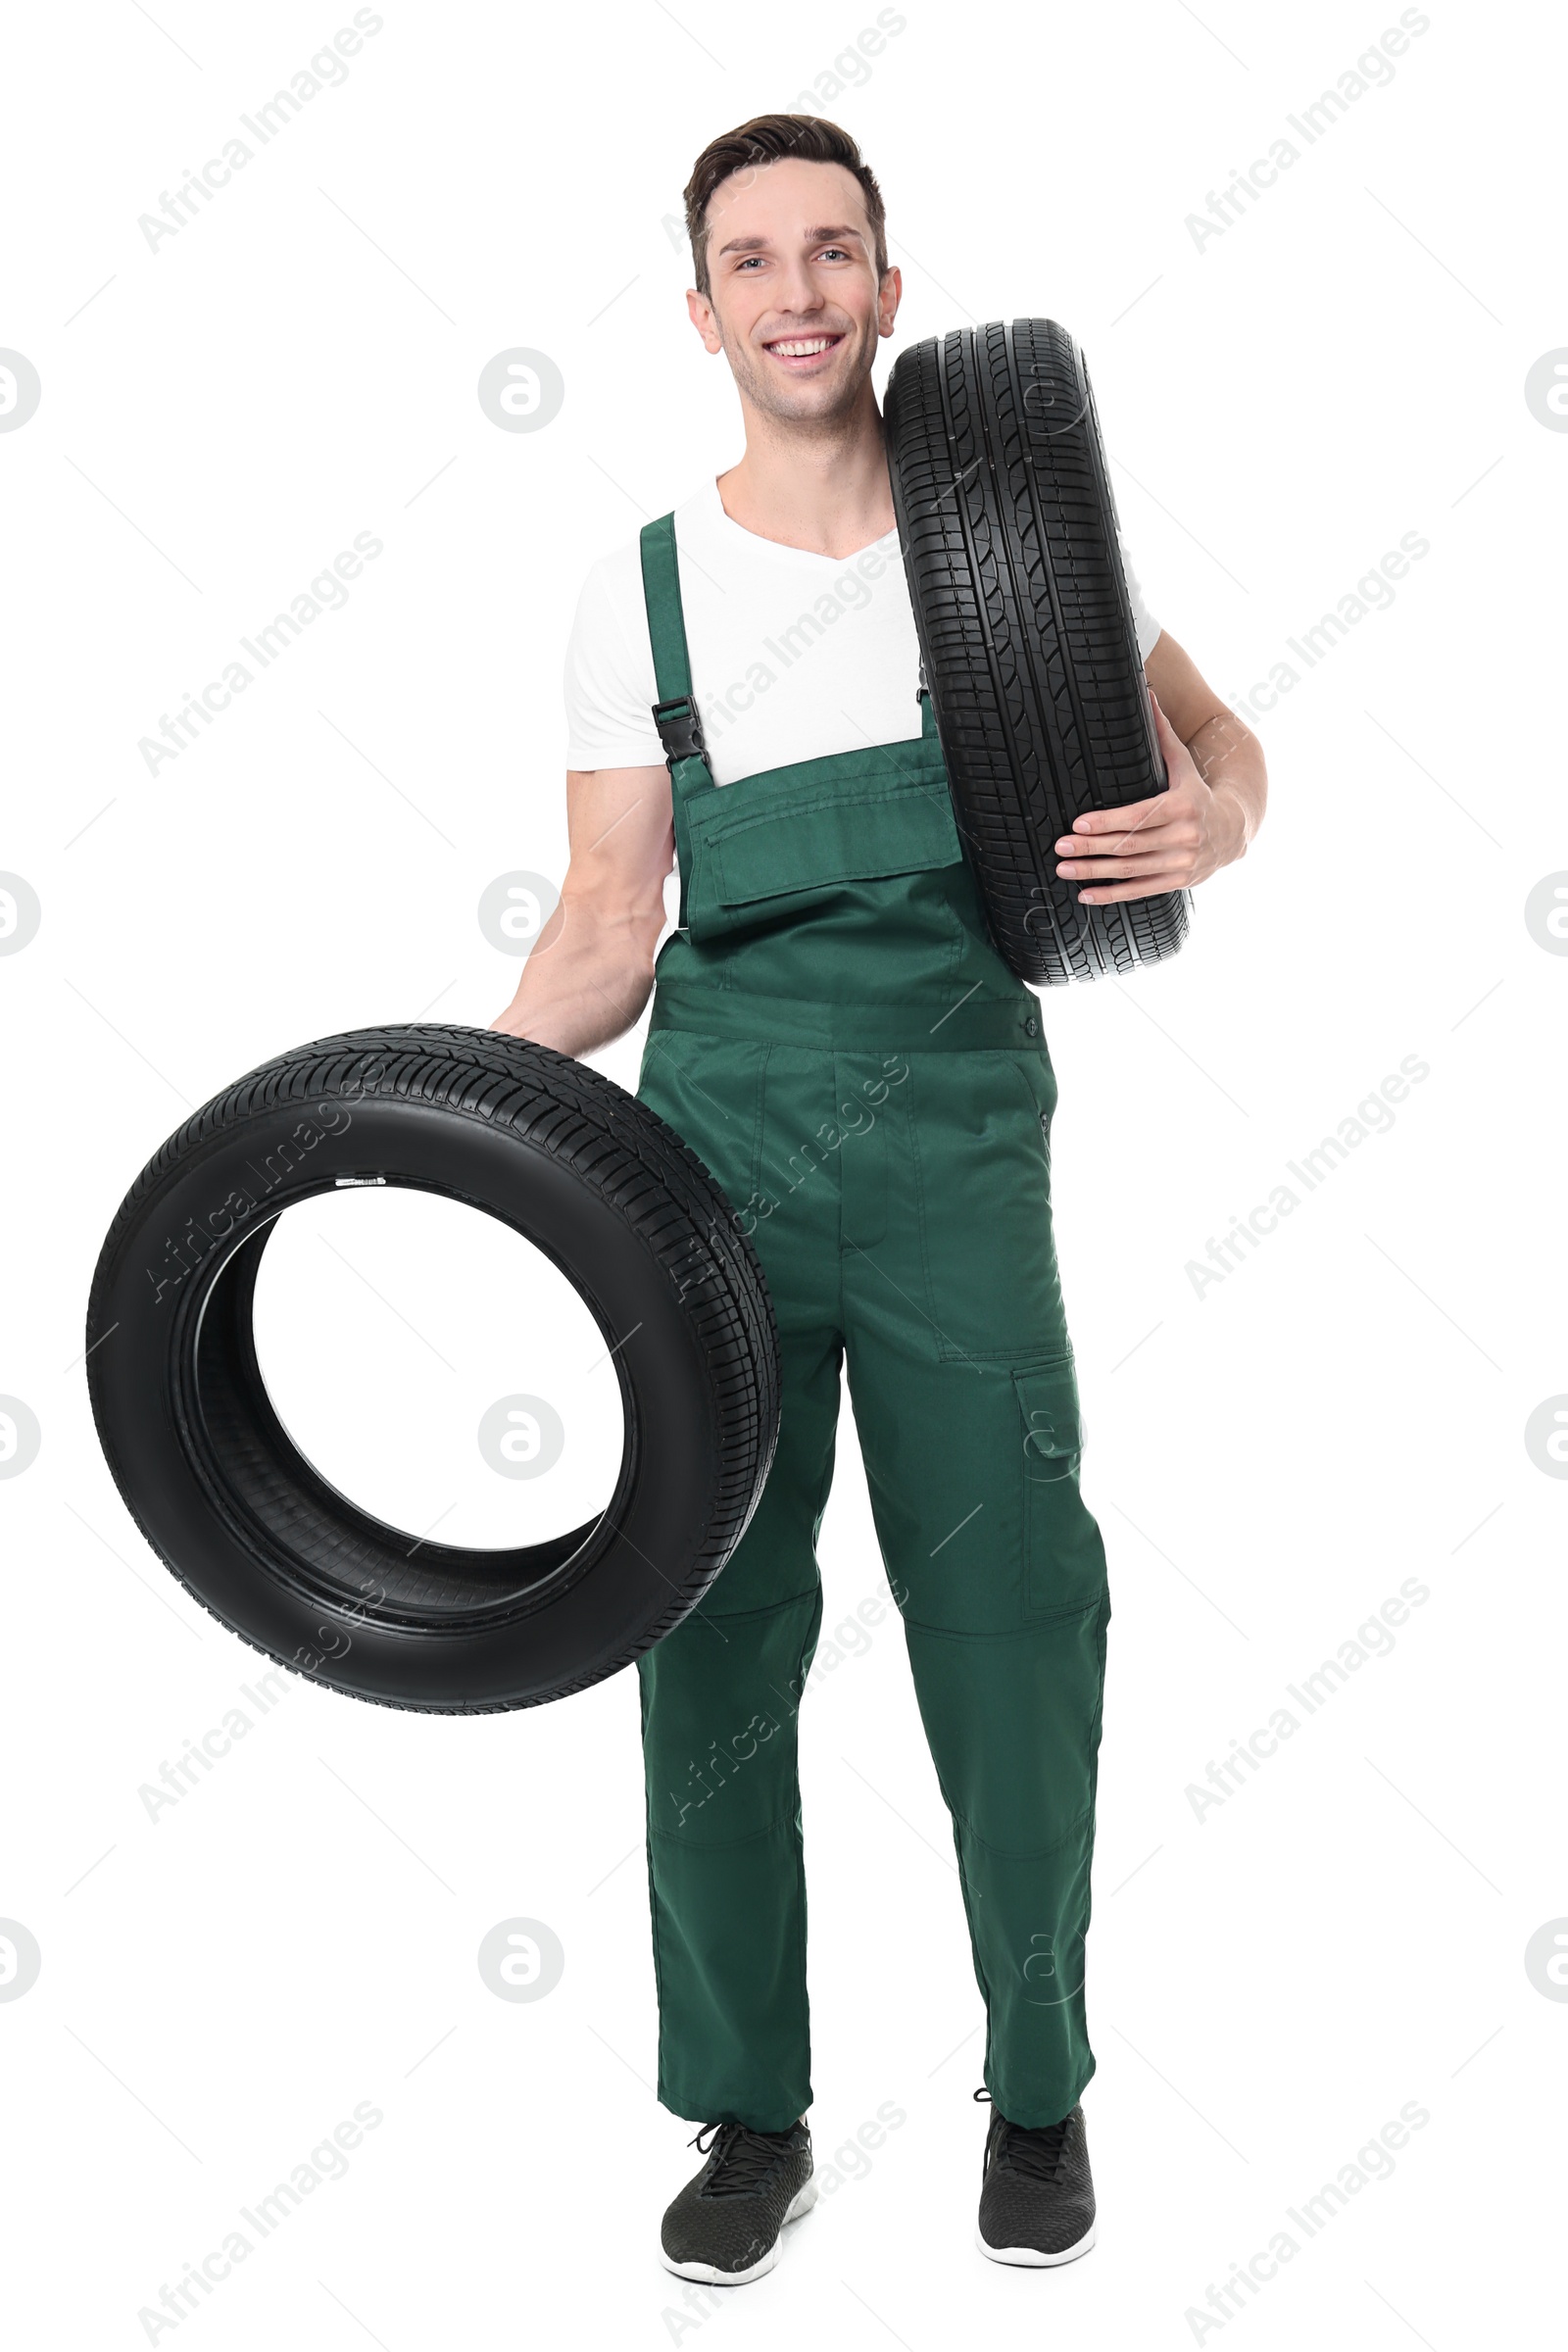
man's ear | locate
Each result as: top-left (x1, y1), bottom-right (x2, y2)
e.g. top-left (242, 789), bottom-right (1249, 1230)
top-left (686, 286), bottom-right (723, 355)
top-left (877, 264), bottom-right (903, 339)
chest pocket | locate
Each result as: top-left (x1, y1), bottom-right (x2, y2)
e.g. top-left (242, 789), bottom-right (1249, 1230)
top-left (681, 764), bottom-right (964, 945)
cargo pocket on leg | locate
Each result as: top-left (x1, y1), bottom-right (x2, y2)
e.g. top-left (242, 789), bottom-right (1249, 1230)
top-left (1010, 1357), bottom-right (1106, 1621)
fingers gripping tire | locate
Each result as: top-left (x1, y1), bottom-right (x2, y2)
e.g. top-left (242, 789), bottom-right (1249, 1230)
top-left (85, 1026), bottom-right (781, 1713)
top-left (885, 317), bottom-right (1193, 986)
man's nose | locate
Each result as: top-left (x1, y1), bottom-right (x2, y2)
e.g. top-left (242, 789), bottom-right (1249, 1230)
top-left (768, 261), bottom-right (826, 318)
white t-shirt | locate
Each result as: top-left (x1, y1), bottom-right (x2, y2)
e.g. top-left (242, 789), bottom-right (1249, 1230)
top-left (564, 477), bottom-right (1161, 787)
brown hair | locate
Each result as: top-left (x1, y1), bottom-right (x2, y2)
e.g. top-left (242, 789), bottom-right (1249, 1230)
top-left (683, 115), bottom-right (888, 299)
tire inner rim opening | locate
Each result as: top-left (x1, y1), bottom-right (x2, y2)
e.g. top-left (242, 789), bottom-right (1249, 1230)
top-left (211, 1185), bottom-right (628, 1616)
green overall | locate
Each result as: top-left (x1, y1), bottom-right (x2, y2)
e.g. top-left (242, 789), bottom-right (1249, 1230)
top-left (632, 511), bottom-right (1111, 2134)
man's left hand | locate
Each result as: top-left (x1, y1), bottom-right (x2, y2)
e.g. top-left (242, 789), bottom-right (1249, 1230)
top-left (1054, 693), bottom-right (1249, 904)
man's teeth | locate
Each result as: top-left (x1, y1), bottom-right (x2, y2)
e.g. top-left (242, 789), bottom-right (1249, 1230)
top-left (770, 337), bottom-right (836, 356)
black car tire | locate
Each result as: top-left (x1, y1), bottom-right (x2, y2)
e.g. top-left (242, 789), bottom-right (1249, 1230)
top-left (85, 1025), bottom-right (780, 1713)
top-left (885, 316), bottom-right (1193, 985)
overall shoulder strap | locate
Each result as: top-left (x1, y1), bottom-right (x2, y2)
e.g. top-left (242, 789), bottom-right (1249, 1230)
top-left (639, 514), bottom-right (707, 767)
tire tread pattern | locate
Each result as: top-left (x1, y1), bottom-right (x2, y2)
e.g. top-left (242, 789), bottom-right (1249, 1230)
top-left (885, 318), bottom-right (1192, 985)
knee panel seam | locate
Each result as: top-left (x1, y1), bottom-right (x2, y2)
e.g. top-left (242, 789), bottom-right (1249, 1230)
top-left (948, 1796), bottom-right (1098, 1862)
top-left (649, 1804), bottom-right (803, 1854)
top-left (696, 1586), bottom-right (822, 1628)
top-left (902, 1589), bottom-right (1108, 1640)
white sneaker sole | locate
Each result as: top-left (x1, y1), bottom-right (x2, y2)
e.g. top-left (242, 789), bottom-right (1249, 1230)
top-left (975, 2217), bottom-right (1097, 2267)
top-left (661, 2177), bottom-right (818, 2286)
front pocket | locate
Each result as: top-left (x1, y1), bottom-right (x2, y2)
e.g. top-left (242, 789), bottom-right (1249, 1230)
top-left (635, 1031), bottom-right (767, 1232)
top-left (1010, 1357), bottom-right (1105, 1618)
top-left (908, 1054), bottom-right (1070, 1363)
top-left (707, 782), bottom-right (961, 908)
top-left (676, 738), bottom-right (964, 945)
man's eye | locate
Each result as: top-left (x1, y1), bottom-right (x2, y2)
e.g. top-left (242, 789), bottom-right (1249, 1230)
top-left (818, 246), bottom-right (851, 261)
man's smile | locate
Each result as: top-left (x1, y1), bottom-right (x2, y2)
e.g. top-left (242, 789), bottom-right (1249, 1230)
top-left (761, 330), bottom-right (846, 369)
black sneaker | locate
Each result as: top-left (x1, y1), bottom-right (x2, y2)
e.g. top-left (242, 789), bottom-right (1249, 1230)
top-left (974, 2090), bottom-right (1097, 2266)
top-left (661, 2118), bottom-right (816, 2284)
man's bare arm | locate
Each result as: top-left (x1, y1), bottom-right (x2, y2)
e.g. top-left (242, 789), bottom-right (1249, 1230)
top-left (1053, 630), bottom-right (1267, 904)
top-left (490, 763), bottom-right (674, 1056)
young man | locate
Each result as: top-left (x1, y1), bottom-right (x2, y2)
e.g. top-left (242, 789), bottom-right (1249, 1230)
top-left (494, 115), bottom-right (1265, 2280)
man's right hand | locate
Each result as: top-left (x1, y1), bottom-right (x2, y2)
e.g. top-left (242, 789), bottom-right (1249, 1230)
top-left (491, 762), bottom-right (674, 1058)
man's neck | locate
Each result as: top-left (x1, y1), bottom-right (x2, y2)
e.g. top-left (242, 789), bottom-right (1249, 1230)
top-left (714, 385), bottom-right (894, 561)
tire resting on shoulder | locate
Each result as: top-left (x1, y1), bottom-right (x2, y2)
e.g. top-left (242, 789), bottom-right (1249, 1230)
top-left (84, 1025), bottom-right (780, 1713)
top-left (885, 317), bottom-right (1193, 986)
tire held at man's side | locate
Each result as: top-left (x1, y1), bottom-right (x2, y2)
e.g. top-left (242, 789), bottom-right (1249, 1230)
top-left (85, 1025), bottom-right (780, 1713)
top-left (885, 317), bottom-right (1192, 986)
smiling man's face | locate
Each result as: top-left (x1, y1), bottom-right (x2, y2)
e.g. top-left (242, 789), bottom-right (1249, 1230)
top-left (688, 155), bottom-right (901, 428)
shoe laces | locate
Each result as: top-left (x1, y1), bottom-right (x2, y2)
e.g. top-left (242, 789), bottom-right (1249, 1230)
top-left (690, 2119), bottom-right (797, 2197)
top-left (974, 2087), bottom-right (1069, 2182)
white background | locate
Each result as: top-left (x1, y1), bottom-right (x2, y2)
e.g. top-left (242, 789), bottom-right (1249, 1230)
top-left (2, 1), bottom-right (1564, 2345)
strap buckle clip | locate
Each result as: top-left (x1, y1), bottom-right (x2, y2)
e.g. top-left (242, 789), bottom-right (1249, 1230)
top-left (652, 695), bottom-right (707, 768)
